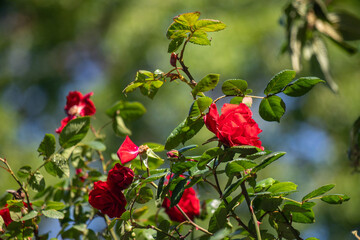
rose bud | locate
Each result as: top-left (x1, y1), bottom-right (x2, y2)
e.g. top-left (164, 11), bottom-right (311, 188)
top-left (170, 52), bottom-right (177, 67)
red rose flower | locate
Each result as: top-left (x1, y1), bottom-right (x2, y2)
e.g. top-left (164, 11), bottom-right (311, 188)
top-left (107, 163), bottom-right (134, 191)
top-left (56, 91), bottom-right (96, 133)
top-left (0, 207), bottom-right (12, 226)
top-left (64, 91), bottom-right (96, 117)
top-left (88, 181), bottom-right (127, 218)
top-left (117, 136), bottom-right (139, 164)
top-left (162, 186), bottom-right (200, 222)
top-left (55, 115), bottom-right (75, 133)
top-left (204, 103), bottom-right (264, 150)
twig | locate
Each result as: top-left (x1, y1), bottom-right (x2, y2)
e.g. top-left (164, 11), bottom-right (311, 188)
top-left (0, 157), bottom-right (39, 240)
top-left (175, 204), bottom-right (212, 236)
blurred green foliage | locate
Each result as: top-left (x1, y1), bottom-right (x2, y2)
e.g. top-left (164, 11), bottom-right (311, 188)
top-left (0, 0), bottom-right (359, 239)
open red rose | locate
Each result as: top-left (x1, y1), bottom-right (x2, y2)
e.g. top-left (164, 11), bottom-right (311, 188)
top-left (56, 91), bottom-right (96, 133)
top-left (162, 186), bottom-right (200, 222)
top-left (64, 91), bottom-right (96, 117)
top-left (88, 181), bottom-right (127, 218)
top-left (107, 163), bottom-right (134, 190)
top-left (204, 103), bottom-right (264, 150)
top-left (0, 207), bottom-right (12, 226)
top-left (117, 136), bottom-right (139, 164)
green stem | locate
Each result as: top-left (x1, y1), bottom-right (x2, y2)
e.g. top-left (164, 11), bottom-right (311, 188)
top-left (250, 199), bottom-right (262, 240)
top-left (240, 182), bottom-right (261, 240)
top-left (104, 215), bottom-right (119, 240)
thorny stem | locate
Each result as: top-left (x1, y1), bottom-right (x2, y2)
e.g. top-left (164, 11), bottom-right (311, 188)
top-left (0, 157), bottom-right (39, 240)
top-left (178, 39), bottom-right (197, 88)
top-left (277, 207), bottom-right (304, 240)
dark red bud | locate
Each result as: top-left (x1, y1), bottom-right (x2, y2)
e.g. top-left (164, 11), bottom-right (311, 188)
top-left (170, 52), bottom-right (177, 67)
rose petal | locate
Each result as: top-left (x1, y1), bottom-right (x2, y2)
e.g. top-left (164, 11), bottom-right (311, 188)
top-left (117, 136), bottom-right (139, 164)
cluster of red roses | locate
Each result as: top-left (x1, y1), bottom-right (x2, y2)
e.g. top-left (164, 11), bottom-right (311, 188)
top-left (88, 163), bottom-right (134, 218)
top-left (56, 91), bottom-right (96, 133)
top-left (88, 102), bottom-right (262, 222)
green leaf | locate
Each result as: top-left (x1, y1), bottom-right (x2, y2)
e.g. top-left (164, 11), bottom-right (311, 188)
top-left (108, 218), bottom-right (117, 230)
top-left (85, 140), bottom-right (106, 151)
top-left (194, 19), bottom-right (226, 32)
top-left (38, 134), bottom-right (56, 159)
top-left (174, 12), bottom-right (200, 26)
top-left (124, 70), bottom-right (165, 99)
top-left (283, 77), bottom-right (325, 97)
top-left (106, 101), bottom-right (146, 120)
top-left (157, 220), bottom-right (170, 240)
top-left (20, 210), bottom-right (38, 221)
top-left (172, 161), bottom-right (197, 174)
top-left (143, 172), bottom-right (168, 184)
top-left (259, 96), bottom-right (286, 122)
top-left (168, 38), bottom-right (184, 53)
top-left (302, 184), bottom-right (335, 202)
top-left (196, 97), bottom-right (213, 112)
top-left (133, 206), bottom-right (149, 219)
top-left (225, 159), bottom-right (257, 177)
top-left (283, 202), bottom-right (315, 224)
top-left (192, 74), bottom-right (220, 97)
top-left (264, 70), bottom-right (296, 95)
top-left (230, 96), bottom-right (244, 104)
top-left (267, 182), bottom-right (297, 196)
top-left (121, 211), bottom-right (130, 221)
top-left (45, 154), bottom-right (69, 178)
top-left (222, 176), bottom-right (249, 199)
top-left (222, 79), bottom-right (248, 96)
top-left (306, 238), bottom-right (320, 240)
top-left (251, 152), bottom-right (286, 173)
top-left (189, 31), bottom-right (211, 45)
top-left (320, 194), bottom-right (350, 204)
top-left (45, 201), bottom-right (65, 210)
top-left (59, 117), bottom-right (90, 148)
top-left (170, 179), bottom-right (188, 207)
top-left (225, 145), bottom-right (262, 157)
top-left (254, 196), bottom-right (283, 212)
top-left (255, 178), bottom-right (276, 192)
top-left (166, 22), bottom-right (191, 39)
top-left (42, 209), bottom-right (64, 219)
top-left (208, 202), bottom-right (229, 233)
top-left (136, 187), bottom-right (153, 204)
top-left (17, 166), bottom-right (32, 178)
top-left (165, 117), bottom-right (204, 150)
top-left (143, 142), bottom-right (165, 152)
top-left (113, 115), bottom-right (132, 137)
top-left (29, 171), bottom-right (45, 192)
top-left (197, 147), bottom-right (224, 169)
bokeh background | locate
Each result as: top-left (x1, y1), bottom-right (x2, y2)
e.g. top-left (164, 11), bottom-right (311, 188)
top-left (0, 0), bottom-right (359, 239)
